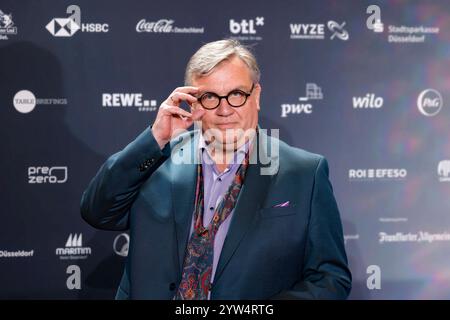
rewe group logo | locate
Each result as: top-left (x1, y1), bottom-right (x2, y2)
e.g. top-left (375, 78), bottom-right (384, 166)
top-left (56, 234), bottom-right (91, 260)
top-left (46, 5), bottom-right (109, 37)
top-left (281, 83), bottom-right (323, 117)
top-left (229, 17), bottom-right (264, 41)
top-left (102, 93), bottom-right (157, 112)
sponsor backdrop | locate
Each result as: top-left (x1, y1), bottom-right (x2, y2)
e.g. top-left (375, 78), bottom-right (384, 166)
top-left (1, 0), bottom-right (449, 299)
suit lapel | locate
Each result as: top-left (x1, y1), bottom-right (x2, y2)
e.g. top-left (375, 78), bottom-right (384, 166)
top-left (170, 131), bottom-right (198, 274)
top-left (213, 128), bottom-right (276, 284)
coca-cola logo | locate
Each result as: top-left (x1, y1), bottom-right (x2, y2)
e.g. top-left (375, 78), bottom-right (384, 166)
top-left (136, 19), bottom-right (174, 33)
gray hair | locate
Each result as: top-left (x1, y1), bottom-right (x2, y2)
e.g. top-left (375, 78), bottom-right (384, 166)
top-left (184, 39), bottom-right (260, 85)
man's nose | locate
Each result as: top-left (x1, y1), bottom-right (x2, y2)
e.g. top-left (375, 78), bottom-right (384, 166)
top-left (215, 97), bottom-right (234, 116)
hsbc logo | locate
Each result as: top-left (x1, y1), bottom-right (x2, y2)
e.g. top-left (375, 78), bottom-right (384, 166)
top-left (46, 5), bottom-right (109, 37)
top-left (56, 233), bottom-right (92, 260)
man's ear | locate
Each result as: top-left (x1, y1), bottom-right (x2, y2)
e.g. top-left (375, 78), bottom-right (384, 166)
top-left (254, 83), bottom-right (262, 111)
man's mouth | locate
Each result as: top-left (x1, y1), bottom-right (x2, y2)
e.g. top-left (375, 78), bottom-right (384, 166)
top-left (215, 122), bottom-right (237, 129)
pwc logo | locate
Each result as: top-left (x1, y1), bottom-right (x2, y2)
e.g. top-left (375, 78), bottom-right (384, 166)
top-left (281, 83), bottom-right (323, 117)
top-left (46, 5), bottom-right (109, 37)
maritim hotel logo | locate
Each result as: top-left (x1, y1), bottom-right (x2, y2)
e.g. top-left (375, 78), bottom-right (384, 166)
top-left (56, 234), bottom-right (92, 260)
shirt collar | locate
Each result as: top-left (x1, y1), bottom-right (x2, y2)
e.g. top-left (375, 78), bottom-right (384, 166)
top-left (198, 130), bottom-right (253, 160)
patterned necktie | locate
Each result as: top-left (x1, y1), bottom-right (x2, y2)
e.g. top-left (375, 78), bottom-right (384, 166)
top-left (174, 151), bottom-right (250, 300)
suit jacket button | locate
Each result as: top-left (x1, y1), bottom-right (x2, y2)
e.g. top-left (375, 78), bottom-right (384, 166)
top-left (169, 283), bottom-right (176, 291)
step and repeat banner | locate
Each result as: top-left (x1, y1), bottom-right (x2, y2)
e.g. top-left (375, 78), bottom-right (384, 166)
top-left (1, 0), bottom-right (449, 299)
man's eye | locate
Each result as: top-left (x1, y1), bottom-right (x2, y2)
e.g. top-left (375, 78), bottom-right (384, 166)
top-left (203, 93), bottom-right (216, 100)
top-left (230, 91), bottom-right (244, 97)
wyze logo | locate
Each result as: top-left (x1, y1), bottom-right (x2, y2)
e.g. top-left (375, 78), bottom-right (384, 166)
top-left (28, 166), bottom-right (68, 184)
top-left (353, 94), bottom-right (384, 109)
top-left (290, 24), bottom-right (325, 39)
top-left (66, 265), bottom-right (81, 290)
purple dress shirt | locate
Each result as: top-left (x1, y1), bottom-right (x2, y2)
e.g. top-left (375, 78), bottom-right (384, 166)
top-left (188, 134), bottom-right (249, 291)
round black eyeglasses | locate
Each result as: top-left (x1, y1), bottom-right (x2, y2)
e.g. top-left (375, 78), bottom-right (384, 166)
top-left (197, 84), bottom-right (255, 110)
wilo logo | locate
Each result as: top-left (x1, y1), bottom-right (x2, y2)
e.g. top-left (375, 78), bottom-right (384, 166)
top-left (353, 94), bottom-right (384, 109)
top-left (367, 265), bottom-right (381, 290)
top-left (66, 265), bottom-right (81, 290)
top-left (281, 83), bottom-right (322, 117)
top-left (56, 234), bottom-right (91, 260)
top-left (28, 166), bottom-right (68, 184)
top-left (417, 89), bottom-right (443, 117)
top-left (46, 5), bottom-right (109, 37)
top-left (438, 160), bottom-right (450, 182)
top-left (366, 5), bottom-right (384, 33)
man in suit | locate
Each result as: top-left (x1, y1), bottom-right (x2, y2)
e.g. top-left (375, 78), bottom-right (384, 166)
top-left (80, 39), bottom-right (351, 299)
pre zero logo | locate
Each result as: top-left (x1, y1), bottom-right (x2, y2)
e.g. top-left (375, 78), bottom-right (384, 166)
top-left (28, 166), bottom-right (68, 184)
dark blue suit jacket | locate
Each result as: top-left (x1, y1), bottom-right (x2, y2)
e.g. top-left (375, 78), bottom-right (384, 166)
top-left (80, 126), bottom-right (351, 299)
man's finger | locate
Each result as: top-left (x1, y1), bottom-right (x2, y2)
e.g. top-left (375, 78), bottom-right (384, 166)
top-left (168, 92), bottom-right (198, 105)
top-left (164, 106), bottom-right (193, 118)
